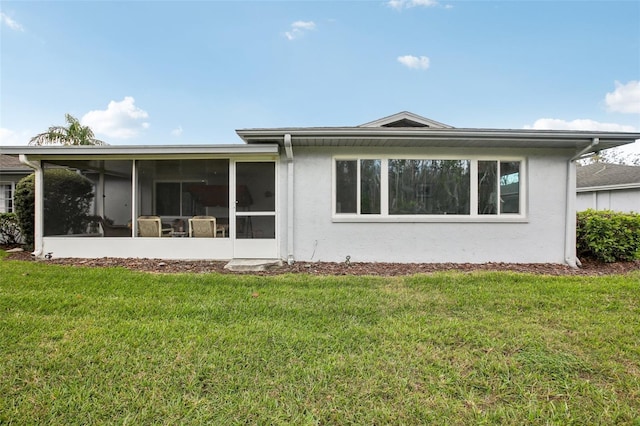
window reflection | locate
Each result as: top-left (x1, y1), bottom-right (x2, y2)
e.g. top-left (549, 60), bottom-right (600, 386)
top-left (500, 161), bottom-right (520, 214)
top-left (389, 160), bottom-right (470, 215)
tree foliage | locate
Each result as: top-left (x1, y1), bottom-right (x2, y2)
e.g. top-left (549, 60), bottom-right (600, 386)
top-left (29, 114), bottom-right (106, 146)
top-left (579, 148), bottom-right (640, 166)
top-left (14, 175), bottom-right (36, 248)
top-left (14, 170), bottom-right (95, 247)
top-left (0, 213), bottom-right (22, 245)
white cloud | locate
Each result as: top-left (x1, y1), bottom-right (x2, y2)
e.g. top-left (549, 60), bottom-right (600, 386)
top-left (285, 20), bottom-right (316, 40)
top-left (524, 118), bottom-right (637, 132)
top-left (605, 81), bottom-right (640, 114)
top-left (171, 126), bottom-right (183, 137)
top-left (388, 0), bottom-right (440, 10)
top-left (81, 97), bottom-right (150, 139)
top-left (292, 21), bottom-right (316, 30)
top-left (0, 12), bottom-right (24, 32)
top-left (397, 55), bottom-right (430, 70)
top-left (0, 128), bottom-right (30, 146)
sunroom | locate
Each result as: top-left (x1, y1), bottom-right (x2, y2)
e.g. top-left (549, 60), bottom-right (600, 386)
top-left (13, 145), bottom-right (281, 260)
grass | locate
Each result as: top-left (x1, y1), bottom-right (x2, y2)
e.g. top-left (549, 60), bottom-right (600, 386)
top-left (1, 256), bottom-right (639, 425)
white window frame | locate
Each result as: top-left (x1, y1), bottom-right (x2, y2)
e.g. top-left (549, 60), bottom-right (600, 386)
top-left (332, 155), bottom-right (527, 223)
top-left (0, 181), bottom-right (15, 213)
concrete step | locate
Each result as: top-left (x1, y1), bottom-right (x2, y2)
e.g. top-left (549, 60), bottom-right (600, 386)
top-left (224, 258), bottom-right (283, 272)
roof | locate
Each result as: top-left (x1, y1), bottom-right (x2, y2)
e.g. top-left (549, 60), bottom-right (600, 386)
top-left (0, 144), bottom-right (279, 160)
top-left (576, 163), bottom-right (640, 191)
top-left (236, 112), bottom-right (640, 152)
top-left (0, 154), bottom-right (32, 173)
top-left (3, 112), bottom-right (639, 159)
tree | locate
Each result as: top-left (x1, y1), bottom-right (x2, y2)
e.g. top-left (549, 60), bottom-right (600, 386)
top-left (14, 174), bottom-right (36, 248)
top-left (29, 113), bottom-right (107, 146)
top-left (579, 148), bottom-right (640, 166)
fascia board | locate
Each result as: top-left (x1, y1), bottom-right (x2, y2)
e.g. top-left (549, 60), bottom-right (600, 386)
top-left (577, 183), bottom-right (640, 192)
top-left (0, 144), bottom-right (280, 159)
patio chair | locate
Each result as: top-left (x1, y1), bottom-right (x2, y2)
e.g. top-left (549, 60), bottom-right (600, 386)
top-left (137, 216), bottom-right (171, 237)
top-left (189, 216), bottom-right (217, 238)
top-left (98, 217), bottom-right (131, 237)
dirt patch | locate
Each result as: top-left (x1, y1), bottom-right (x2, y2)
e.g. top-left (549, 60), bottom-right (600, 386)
top-left (3, 246), bottom-right (639, 276)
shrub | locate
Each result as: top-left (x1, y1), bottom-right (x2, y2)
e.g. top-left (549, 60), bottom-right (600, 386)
top-left (577, 209), bottom-right (640, 263)
top-left (14, 174), bottom-right (36, 248)
top-left (42, 169), bottom-right (94, 236)
top-left (14, 169), bottom-right (95, 247)
top-left (0, 212), bottom-right (22, 245)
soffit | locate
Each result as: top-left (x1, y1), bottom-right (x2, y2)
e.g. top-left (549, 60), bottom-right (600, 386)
top-left (236, 127), bottom-right (640, 151)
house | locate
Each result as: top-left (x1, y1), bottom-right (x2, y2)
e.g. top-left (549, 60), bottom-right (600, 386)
top-left (576, 162), bottom-right (640, 212)
top-left (3, 112), bottom-right (639, 266)
top-left (0, 154), bottom-right (32, 213)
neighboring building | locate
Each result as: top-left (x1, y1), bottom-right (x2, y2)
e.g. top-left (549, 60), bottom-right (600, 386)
top-left (576, 162), bottom-right (640, 213)
top-left (0, 154), bottom-right (32, 213)
top-left (3, 112), bottom-right (640, 266)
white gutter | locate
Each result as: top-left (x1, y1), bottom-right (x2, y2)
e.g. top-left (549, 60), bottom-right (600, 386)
top-left (565, 138), bottom-right (599, 268)
top-left (18, 155), bottom-right (44, 258)
top-left (284, 134), bottom-right (294, 265)
top-left (571, 137), bottom-right (599, 161)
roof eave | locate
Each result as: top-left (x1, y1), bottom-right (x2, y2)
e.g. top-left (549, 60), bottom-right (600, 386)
top-left (236, 128), bottom-right (640, 149)
top-left (0, 144), bottom-right (280, 159)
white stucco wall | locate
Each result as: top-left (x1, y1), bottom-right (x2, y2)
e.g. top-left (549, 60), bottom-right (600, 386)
top-left (577, 189), bottom-right (640, 213)
top-left (284, 147), bottom-right (573, 264)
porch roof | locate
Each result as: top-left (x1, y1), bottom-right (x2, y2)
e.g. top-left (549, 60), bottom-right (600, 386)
top-left (0, 144), bottom-right (279, 160)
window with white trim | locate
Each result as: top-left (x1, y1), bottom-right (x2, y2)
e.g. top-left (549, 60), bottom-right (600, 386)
top-left (0, 182), bottom-right (15, 213)
top-left (334, 157), bottom-right (524, 219)
top-left (155, 181), bottom-right (206, 216)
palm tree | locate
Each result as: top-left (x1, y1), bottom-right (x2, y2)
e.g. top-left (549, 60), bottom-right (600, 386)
top-left (29, 113), bottom-right (107, 146)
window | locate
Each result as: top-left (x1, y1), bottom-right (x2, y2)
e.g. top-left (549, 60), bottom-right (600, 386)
top-left (334, 157), bottom-right (524, 220)
top-left (478, 161), bottom-right (520, 214)
top-left (155, 181), bottom-right (206, 216)
top-left (389, 160), bottom-right (470, 215)
top-left (335, 160), bottom-right (381, 215)
top-left (0, 182), bottom-right (14, 213)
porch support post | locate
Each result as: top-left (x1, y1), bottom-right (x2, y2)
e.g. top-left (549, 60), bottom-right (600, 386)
top-left (131, 160), bottom-right (137, 238)
top-left (97, 165), bottom-right (105, 218)
top-left (284, 133), bottom-right (294, 265)
top-left (19, 155), bottom-right (43, 258)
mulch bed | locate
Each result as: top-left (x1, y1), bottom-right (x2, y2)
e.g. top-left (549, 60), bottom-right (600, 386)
top-left (3, 246), bottom-right (639, 276)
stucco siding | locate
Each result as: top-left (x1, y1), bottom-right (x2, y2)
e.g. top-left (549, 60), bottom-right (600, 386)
top-left (288, 147), bottom-right (571, 263)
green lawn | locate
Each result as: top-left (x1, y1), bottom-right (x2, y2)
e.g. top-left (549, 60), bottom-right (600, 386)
top-left (1, 258), bottom-right (639, 425)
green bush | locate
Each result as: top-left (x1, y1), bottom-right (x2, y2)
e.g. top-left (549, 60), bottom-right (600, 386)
top-left (577, 209), bottom-right (640, 263)
top-left (42, 169), bottom-right (94, 236)
top-left (14, 169), bottom-right (95, 247)
top-left (0, 212), bottom-right (22, 245)
top-left (14, 174), bottom-right (36, 248)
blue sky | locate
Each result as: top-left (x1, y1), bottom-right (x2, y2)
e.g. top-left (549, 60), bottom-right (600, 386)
top-left (1, 1), bottom-right (639, 154)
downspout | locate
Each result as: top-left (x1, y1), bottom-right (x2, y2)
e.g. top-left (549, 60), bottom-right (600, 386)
top-left (19, 155), bottom-right (44, 258)
top-left (564, 138), bottom-right (599, 268)
top-left (284, 134), bottom-right (295, 265)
